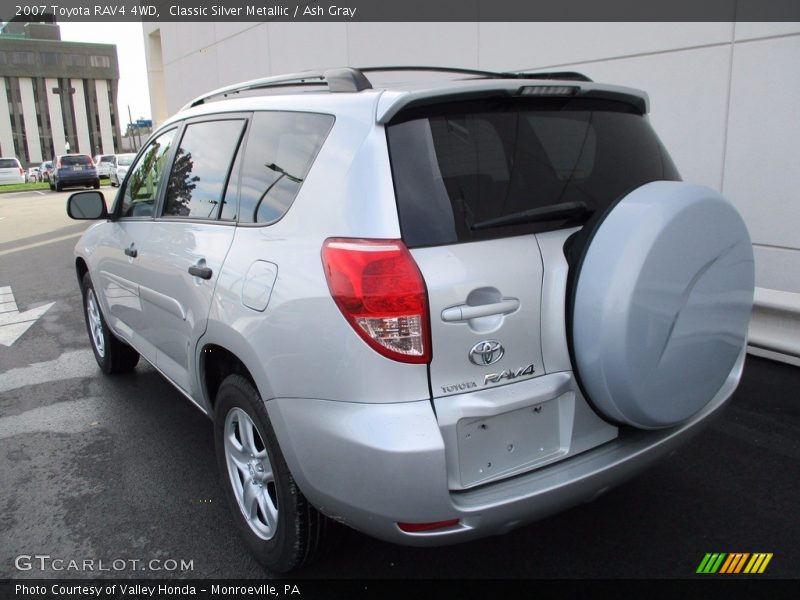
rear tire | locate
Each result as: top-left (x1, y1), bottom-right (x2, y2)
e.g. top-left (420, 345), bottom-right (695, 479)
top-left (81, 273), bottom-right (139, 375)
top-left (214, 375), bottom-right (329, 573)
top-left (93, 179), bottom-right (100, 189)
top-left (55, 179), bottom-right (62, 192)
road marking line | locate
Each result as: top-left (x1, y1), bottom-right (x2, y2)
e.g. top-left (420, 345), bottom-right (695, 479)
top-left (0, 349), bottom-right (97, 394)
top-left (0, 286), bottom-right (55, 346)
top-left (0, 231), bottom-right (83, 257)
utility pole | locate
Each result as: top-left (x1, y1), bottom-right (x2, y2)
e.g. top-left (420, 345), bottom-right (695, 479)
top-left (127, 105), bottom-right (143, 151)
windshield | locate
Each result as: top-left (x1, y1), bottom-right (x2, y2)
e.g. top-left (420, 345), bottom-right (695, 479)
top-left (387, 97), bottom-right (680, 247)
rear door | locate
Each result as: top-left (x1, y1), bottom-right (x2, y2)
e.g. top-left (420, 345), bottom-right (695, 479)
top-left (386, 95), bottom-right (681, 399)
top-left (387, 102), bottom-right (548, 399)
top-left (143, 115), bottom-right (246, 394)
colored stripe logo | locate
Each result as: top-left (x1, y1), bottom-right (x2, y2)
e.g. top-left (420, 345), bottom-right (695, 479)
top-left (696, 553), bottom-right (773, 574)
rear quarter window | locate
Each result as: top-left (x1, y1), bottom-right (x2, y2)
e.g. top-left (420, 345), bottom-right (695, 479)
top-left (235, 111), bottom-right (334, 224)
top-left (387, 97), bottom-right (680, 248)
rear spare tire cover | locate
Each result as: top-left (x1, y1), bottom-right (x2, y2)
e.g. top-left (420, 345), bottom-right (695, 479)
top-left (571, 181), bottom-right (754, 429)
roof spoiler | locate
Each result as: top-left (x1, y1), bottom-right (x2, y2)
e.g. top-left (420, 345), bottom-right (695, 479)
top-left (180, 66), bottom-right (593, 111)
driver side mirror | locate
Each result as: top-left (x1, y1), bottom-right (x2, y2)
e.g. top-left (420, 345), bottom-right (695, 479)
top-left (67, 191), bottom-right (109, 220)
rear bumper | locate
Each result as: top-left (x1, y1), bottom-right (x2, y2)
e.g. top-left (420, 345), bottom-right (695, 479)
top-left (0, 175), bottom-right (25, 185)
top-left (267, 348), bottom-right (744, 546)
top-left (56, 170), bottom-right (98, 185)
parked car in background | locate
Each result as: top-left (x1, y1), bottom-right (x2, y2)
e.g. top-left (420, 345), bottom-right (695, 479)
top-left (108, 153), bottom-right (136, 187)
top-left (39, 161), bottom-right (53, 182)
top-left (93, 154), bottom-right (116, 178)
top-left (0, 157), bottom-right (25, 185)
top-left (26, 167), bottom-right (40, 182)
top-left (50, 154), bottom-right (99, 191)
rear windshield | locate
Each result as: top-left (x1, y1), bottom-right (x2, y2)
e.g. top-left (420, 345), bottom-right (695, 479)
top-left (100, 155), bottom-right (115, 162)
top-left (117, 154), bottom-right (135, 166)
top-left (61, 155), bottom-right (93, 166)
top-left (0, 158), bottom-right (19, 168)
top-left (387, 97), bottom-right (680, 247)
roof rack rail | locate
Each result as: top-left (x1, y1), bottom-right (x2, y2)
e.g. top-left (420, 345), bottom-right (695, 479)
top-left (180, 66), bottom-right (592, 112)
top-left (181, 67), bottom-right (373, 111)
top-left (358, 66), bottom-right (592, 82)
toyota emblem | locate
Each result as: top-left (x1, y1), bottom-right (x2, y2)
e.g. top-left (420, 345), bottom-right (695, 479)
top-left (469, 340), bottom-right (504, 366)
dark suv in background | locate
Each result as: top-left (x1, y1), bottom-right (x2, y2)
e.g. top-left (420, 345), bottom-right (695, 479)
top-left (50, 154), bottom-right (100, 191)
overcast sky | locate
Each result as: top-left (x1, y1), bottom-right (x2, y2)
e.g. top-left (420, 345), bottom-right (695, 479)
top-left (59, 22), bottom-right (152, 122)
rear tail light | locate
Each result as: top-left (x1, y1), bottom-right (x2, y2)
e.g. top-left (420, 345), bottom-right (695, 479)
top-left (56, 158), bottom-right (62, 168)
top-left (322, 238), bottom-right (430, 364)
top-left (19, 167), bottom-right (24, 176)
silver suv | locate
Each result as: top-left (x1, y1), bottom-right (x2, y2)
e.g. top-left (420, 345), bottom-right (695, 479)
top-left (66, 67), bottom-right (755, 572)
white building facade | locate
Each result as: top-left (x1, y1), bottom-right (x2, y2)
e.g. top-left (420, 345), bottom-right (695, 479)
top-left (0, 21), bottom-right (122, 165)
top-left (142, 21), bottom-right (800, 365)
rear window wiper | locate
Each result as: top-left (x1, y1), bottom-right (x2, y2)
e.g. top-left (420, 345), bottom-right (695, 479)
top-left (471, 201), bottom-right (594, 230)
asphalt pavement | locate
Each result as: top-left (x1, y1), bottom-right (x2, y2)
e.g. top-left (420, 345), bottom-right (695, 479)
top-left (1, 189), bottom-right (798, 580)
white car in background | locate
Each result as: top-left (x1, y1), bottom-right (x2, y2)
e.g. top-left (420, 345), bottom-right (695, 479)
top-left (93, 154), bottom-right (116, 178)
top-left (109, 153), bottom-right (136, 187)
top-left (0, 157), bottom-right (25, 185)
top-left (26, 167), bottom-right (40, 182)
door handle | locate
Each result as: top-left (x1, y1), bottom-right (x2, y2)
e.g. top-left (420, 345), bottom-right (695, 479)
top-left (188, 264), bottom-right (213, 280)
top-left (124, 245), bottom-right (137, 258)
top-left (441, 298), bottom-right (520, 322)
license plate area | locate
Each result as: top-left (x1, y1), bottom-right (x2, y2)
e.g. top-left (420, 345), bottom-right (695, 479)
top-left (457, 399), bottom-right (563, 488)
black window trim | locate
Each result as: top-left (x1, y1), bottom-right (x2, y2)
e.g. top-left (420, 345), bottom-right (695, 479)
top-left (155, 112), bottom-right (250, 225)
top-left (113, 125), bottom-right (181, 222)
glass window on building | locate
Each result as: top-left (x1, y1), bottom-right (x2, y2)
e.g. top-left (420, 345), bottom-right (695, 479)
top-left (12, 52), bottom-right (36, 65)
top-left (64, 54), bottom-right (87, 67)
top-left (90, 56), bottom-right (110, 68)
top-left (0, 52), bottom-right (7, 65)
top-left (40, 52), bottom-right (59, 66)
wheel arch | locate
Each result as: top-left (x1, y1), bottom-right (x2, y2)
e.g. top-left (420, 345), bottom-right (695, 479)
top-left (197, 322), bottom-right (275, 415)
top-left (75, 256), bottom-right (89, 287)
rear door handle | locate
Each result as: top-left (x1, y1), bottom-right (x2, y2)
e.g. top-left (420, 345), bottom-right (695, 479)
top-left (441, 298), bottom-right (520, 322)
top-left (124, 245), bottom-right (137, 258)
top-left (188, 264), bottom-right (213, 280)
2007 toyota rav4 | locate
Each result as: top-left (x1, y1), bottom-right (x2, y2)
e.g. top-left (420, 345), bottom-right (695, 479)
top-left (67, 67), bottom-right (755, 572)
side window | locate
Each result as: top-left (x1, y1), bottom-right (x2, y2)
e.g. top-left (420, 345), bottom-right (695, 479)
top-left (237, 111), bottom-right (334, 224)
top-left (118, 129), bottom-right (176, 218)
top-left (162, 119), bottom-right (245, 219)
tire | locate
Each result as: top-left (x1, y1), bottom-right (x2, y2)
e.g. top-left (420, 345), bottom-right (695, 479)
top-left (81, 273), bottom-right (140, 375)
top-left (49, 182), bottom-right (55, 191)
top-left (55, 179), bottom-right (62, 192)
top-left (214, 375), bottom-right (328, 573)
top-left (93, 179), bottom-right (100, 189)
